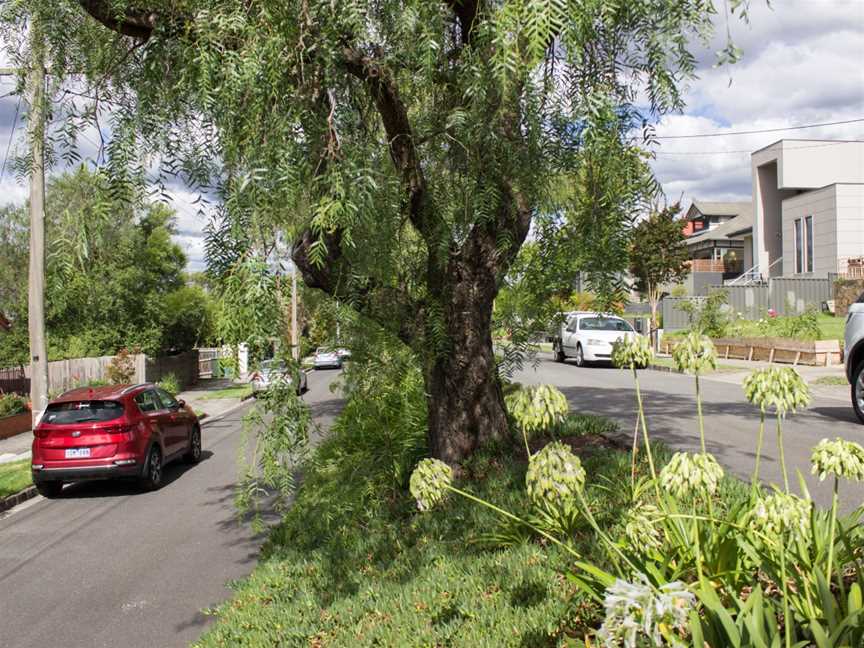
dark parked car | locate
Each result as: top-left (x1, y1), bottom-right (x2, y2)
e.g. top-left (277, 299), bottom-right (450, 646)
top-left (30, 384), bottom-right (202, 498)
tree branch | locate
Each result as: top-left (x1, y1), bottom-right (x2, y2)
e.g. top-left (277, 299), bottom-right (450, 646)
top-left (341, 46), bottom-right (430, 242)
top-left (443, 0), bottom-right (479, 46)
top-left (77, 1), bottom-right (160, 40)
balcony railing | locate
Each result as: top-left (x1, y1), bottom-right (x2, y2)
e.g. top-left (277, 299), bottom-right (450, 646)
top-left (686, 259), bottom-right (743, 273)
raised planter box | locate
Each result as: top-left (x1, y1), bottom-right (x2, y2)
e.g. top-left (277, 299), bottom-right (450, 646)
top-left (0, 412), bottom-right (31, 440)
top-left (661, 337), bottom-right (842, 367)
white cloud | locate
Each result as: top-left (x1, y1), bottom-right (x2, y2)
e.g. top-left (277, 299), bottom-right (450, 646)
top-left (650, 0), bottom-right (864, 208)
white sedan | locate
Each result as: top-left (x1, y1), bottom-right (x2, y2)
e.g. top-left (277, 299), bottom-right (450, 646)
top-left (314, 347), bottom-right (343, 370)
top-left (553, 313), bottom-right (637, 367)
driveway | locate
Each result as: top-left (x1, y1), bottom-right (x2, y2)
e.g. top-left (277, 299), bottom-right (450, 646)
top-left (0, 370), bottom-right (344, 648)
top-left (515, 355), bottom-right (864, 511)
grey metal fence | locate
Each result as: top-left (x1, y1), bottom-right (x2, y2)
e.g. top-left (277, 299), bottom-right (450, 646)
top-left (661, 276), bottom-right (835, 331)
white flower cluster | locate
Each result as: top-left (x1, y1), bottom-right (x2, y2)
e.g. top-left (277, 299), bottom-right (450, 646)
top-left (597, 573), bottom-right (695, 648)
top-left (623, 504), bottom-right (663, 554)
top-left (749, 491), bottom-right (812, 539)
top-left (611, 335), bottom-right (654, 370)
top-left (505, 384), bottom-right (569, 438)
top-left (409, 458), bottom-right (453, 511)
top-left (525, 441), bottom-right (585, 511)
top-left (811, 437), bottom-right (864, 482)
top-left (743, 367), bottom-right (811, 416)
top-left (659, 452), bottom-right (724, 498)
top-left (671, 332), bottom-right (717, 375)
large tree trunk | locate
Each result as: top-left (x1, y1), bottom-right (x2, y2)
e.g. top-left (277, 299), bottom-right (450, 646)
top-left (425, 257), bottom-right (510, 466)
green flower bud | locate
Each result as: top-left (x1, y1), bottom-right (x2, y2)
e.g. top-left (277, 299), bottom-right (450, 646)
top-left (409, 458), bottom-right (453, 511)
top-left (526, 441), bottom-right (585, 510)
top-left (611, 335), bottom-right (654, 369)
top-left (743, 367), bottom-right (811, 416)
top-left (659, 452), bottom-right (724, 498)
top-left (749, 491), bottom-right (812, 539)
top-left (623, 503), bottom-right (663, 553)
top-left (811, 437), bottom-right (864, 482)
top-left (505, 384), bottom-right (569, 439)
top-left (671, 331), bottom-right (717, 374)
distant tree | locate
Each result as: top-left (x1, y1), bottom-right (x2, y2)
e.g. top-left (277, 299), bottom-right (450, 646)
top-left (629, 204), bottom-right (690, 333)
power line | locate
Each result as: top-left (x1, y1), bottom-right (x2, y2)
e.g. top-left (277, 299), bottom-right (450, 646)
top-left (654, 140), bottom-right (862, 157)
top-left (654, 118), bottom-right (864, 139)
top-left (1, 95), bottom-right (21, 178)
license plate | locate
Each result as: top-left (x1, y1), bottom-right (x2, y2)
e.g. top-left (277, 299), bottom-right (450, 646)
top-left (65, 447), bottom-right (91, 459)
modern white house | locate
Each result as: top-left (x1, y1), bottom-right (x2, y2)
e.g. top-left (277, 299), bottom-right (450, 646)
top-left (751, 139), bottom-right (864, 279)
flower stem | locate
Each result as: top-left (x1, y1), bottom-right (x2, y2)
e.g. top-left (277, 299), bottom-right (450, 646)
top-left (779, 523), bottom-right (792, 648)
top-left (446, 485), bottom-right (581, 560)
top-left (826, 476), bottom-right (839, 584)
top-left (751, 407), bottom-right (765, 492)
top-left (695, 373), bottom-right (705, 454)
top-left (776, 416), bottom-right (789, 493)
top-left (633, 367), bottom-right (660, 499)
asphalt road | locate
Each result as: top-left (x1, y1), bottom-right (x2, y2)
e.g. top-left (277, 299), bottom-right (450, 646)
top-left (0, 370), bottom-right (344, 648)
top-left (515, 354), bottom-right (864, 511)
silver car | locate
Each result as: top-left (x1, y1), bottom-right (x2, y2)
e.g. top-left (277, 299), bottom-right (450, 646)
top-left (845, 292), bottom-right (864, 423)
top-left (250, 359), bottom-right (308, 396)
top-left (314, 347), bottom-right (342, 370)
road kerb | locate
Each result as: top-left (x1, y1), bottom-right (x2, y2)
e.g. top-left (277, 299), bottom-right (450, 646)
top-left (0, 485), bottom-right (37, 514)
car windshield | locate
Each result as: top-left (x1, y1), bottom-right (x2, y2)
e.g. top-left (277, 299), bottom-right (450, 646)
top-left (261, 360), bottom-right (286, 371)
top-left (580, 317), bottom-right (631, 332)
top-left (317, 348), bottom-right (334, 354)
top-left (43, 400), bottom-right (125, 425)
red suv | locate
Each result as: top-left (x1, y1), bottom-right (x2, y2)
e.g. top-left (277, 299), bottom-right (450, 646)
top-left (31, 384), bottom-right (202, 498)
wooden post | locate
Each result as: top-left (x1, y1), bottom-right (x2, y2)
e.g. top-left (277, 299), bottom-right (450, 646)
top-left (291, 260), bottom-right (299, 361)
top-left (26, 29), bottom-right (49, 427)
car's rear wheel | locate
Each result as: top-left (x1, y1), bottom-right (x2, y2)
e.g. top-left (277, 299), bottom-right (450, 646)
top-left (553, 341), bottom-right (566, 363)
top-left (34, 480), bottom-right (63, 498)
top-left (184, 426), bottom-right (202, 464)
top-left (139, 445), bottom-right (163, 491)
top-left (852, 360), bottom-right (864, 424)
top-left (574, 344), bottom-right (586, 367)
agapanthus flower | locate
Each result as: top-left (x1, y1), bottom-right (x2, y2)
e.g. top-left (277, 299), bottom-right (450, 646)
top-left (623, 504), bottom-right (663, 553)
top-left (409, 458), bottom-right (453, 511)
top-left (597, 573), bottom-right (695, 648)
top-left (525, 441), bottom-right (585, 510)
top-left (611, 334), bottom-right (654, 370)
top-left (505, 384), bottom-right (569, 437)
top-left (743, 367), bottom-right (811, 416)
top-left (749, 490), bottom-right (812, 539)
top-left (811, 437), bottom-right (864, 482)
top-left (659, 452), bottom-right (724, 498)
top-left (672, 331), bottom-right (717, 375)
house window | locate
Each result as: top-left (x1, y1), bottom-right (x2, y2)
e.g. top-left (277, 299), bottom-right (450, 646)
top-left (805, 215), bottom-right (813, 273)
top-left (794, 218), bottom-right (803, 273)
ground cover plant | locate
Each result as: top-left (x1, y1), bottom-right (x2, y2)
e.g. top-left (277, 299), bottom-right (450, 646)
top-left (411, 334), bottom-right (864, 645)
top-left (0, 459), bottom-right (31, 498)
top-left (0, 392), bottom-right (28, 418)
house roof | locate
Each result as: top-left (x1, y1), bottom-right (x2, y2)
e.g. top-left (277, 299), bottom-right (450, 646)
top-left (686, 201), bottom-right (752, 221)
top-left (684, 207), bottom-right (753, 246)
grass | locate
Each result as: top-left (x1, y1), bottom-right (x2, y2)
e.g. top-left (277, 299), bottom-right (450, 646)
top-left (812, 375), bottom-right (849, 387)
top-left (195, 417), bottom-right (636, 646)
top-left (0, 459), bottom-right (32, 498)
top-left (666, 313), bottom-right (845, 343)
top-left (199, 384), bottom-right (253, 400)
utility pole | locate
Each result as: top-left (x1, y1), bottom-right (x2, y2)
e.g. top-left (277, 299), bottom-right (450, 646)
top-left (26, 28), bottom-right (48, 427)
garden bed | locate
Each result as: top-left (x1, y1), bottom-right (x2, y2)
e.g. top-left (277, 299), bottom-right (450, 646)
top-left (661, 336), bottom-right (842, 366)
top-left (0, 412), bottom-right (31, 440)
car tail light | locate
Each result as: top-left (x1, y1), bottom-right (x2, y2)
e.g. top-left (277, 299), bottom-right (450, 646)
top-left (104, 423), bottom-right (137, 440)
top-left (33, 428), bottom-right (49, 439)
top-left (250, 372), bottom-right (260, 381)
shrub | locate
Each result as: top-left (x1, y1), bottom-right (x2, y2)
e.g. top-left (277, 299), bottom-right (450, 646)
top-left (0, 392), bottom-right (28, 417)
top-left (106, 348), bottom-right (137, 384)
top-left (676, 289), bottom-right (731, 338)
top-left (156, 373), bottom-right (180, 395)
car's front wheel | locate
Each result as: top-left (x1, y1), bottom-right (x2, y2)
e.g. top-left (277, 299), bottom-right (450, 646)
top-left (852, 360), bottom-right (864, 424)
top-left (574, 344), bottom-right (586, 367)
top-left (34, 480), bottom-right (63, 498)
top-left (139, 445), bottom-right (163, 491)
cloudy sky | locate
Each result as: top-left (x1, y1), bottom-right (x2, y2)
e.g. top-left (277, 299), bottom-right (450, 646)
top-left (0, 0), bottom-right (862, 271)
